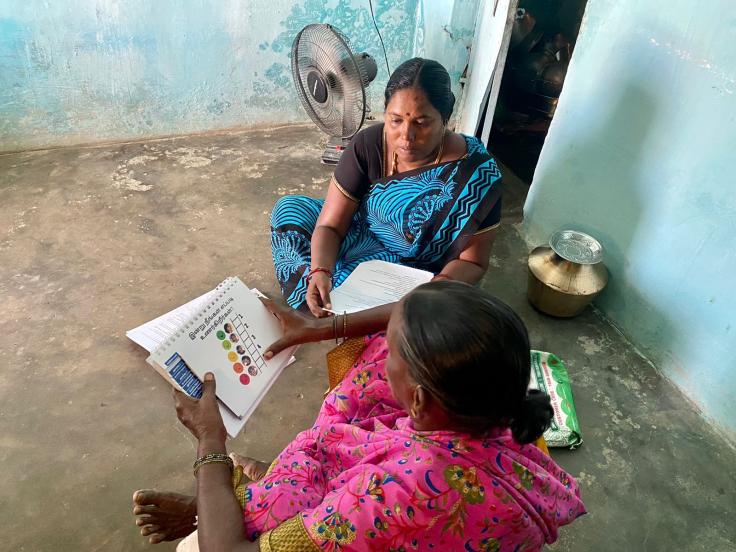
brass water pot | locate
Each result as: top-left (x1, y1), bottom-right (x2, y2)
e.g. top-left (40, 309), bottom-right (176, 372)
top-left (527, 230), bottom-right (608, 318)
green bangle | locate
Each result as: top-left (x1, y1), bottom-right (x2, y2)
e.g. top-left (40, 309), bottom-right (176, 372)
top-left (193, 453), bottom-right (233, 475)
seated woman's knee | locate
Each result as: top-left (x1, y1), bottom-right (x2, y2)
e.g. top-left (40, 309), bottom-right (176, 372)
top-left (270, 195), bottom-right (321, 229)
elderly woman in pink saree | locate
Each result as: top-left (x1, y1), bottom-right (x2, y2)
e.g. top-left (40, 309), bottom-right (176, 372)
top-left (133, 282), bottom-right (585, 551)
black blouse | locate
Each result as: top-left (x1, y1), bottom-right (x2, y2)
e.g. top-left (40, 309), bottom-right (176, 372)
top-left (333, 123), bottom-right (502, 231)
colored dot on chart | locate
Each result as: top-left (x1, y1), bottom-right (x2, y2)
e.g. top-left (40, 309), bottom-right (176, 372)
top-left (222, 340), bottom-right (231, 350)
top-left (227, 352), bottom-right (238, 362)
top-left (232, 363), bottom-right (243, 374)
top-left (239, 373), bottom-right (250, 385)
top-left (216, 331), bottom-right (226, 340)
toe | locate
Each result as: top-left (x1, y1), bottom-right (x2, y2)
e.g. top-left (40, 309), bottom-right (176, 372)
top-left (133, 504), bottom-right (158, 516)
top-left (135, 515), bottom-right (151, 526)
top-left (135, 514), bottom-right (156, 526)
top-left (149, 533), bottom-right (166, 544)
top-left (133, 489), bottom-right (156, 505)
top-left (141, 524), bottom-right (160, 536)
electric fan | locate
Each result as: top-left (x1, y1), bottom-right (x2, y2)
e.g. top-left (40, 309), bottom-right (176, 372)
top-left (291, 24), bottom-right (378, 164)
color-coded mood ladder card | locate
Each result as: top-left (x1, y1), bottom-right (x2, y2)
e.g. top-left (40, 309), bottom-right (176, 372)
top-left (146, 277), bottom-right (297, 422)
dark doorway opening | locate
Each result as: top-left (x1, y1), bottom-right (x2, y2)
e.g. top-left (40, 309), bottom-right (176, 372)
top-left (487, 0), bottom-right (588, 184)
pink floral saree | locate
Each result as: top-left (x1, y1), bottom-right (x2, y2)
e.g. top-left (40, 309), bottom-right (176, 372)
top-left (243, 334), bottom-right (586, 551)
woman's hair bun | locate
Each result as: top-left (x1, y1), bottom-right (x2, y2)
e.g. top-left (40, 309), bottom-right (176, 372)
top-left (510, 389), bottom-right (554, 444)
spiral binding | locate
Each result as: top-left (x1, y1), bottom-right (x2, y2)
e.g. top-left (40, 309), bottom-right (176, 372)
top-left (153, 276), bottom-right (239, 354)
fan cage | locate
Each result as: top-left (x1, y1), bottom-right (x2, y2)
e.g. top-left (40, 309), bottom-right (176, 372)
top-left (291, 24), bottom-right (367, 138)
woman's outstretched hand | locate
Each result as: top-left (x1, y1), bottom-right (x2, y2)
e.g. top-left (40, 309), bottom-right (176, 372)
top-left (306, 272), bottom-right (332, 318)
top-left (259, 295), bottom-right (327, 359)
top-left (172, 373), bottom-right (226, 443)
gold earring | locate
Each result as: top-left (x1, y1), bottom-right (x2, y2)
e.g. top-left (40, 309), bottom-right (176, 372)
top-left (410, 384), bottom-right (421, 418)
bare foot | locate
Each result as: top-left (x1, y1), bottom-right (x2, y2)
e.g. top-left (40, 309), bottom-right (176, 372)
top-left (230, 453), bottom-right (271, 481)
top-left (132, 490), bottom-right (197, 544)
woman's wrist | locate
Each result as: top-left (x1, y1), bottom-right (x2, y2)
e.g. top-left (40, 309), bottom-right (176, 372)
top-left (197, 434), bottom-right (227, 456)
top-left (307, 266), bottom-right (333, 284)
top-left (309, 263), bottom-right (334, 273)
top-left (308, 315), bottom-right (337, 343)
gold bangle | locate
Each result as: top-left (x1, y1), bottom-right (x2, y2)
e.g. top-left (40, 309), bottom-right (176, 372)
top-left (193, 453), bottom-right (233, 475)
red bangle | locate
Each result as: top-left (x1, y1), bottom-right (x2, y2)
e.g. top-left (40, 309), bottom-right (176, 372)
top-left (433, 273), bottom-right (453, 281)
top-left (307, 267), bottom-right (333, 283)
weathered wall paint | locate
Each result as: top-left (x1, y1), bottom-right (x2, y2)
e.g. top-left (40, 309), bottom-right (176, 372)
top-left (414, 0), bottom-right (479, 93)
top-left (0, 0), bottom-right (478, 151)
top-left (524, 0), bottom-right (736, 437)
top-left (0, 0), bottom-right (416, 150)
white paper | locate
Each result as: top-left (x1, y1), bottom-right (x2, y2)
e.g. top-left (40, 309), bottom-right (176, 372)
top-left (219, 401), bottom-right (245, 438)
top-left (127, 284), bottom-right (296, 438)
top-left (126, 289), bottom-right (217, 351)
top-left (250, 288), bottom-right (267, 299)
top-left (126, 288), bottom-right (270, 353)
top-left (147, 278), bottom-right (295, 418)
top-left (220, 355), bottom-right (296, 438)
top-left (329, 260), bottom-right (433, 313)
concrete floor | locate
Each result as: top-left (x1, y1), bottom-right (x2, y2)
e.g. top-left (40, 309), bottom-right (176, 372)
top-left (1, 125), bottom-right (734, 551)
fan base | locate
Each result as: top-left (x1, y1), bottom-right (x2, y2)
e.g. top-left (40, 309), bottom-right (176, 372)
top-left (321, 136), bottom-right (352, 165)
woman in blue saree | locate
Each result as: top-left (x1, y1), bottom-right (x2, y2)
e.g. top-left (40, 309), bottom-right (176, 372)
top-left (271, 58), bottom-right (502, 324)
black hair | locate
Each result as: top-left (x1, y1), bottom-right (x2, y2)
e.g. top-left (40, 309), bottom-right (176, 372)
top-left (384, 58), bottom-right (456, 123)
top-left (399, 280), bottom-right (553, 444)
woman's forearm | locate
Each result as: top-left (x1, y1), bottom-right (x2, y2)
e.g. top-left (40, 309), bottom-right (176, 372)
top-left (306, 303), bottom-right (395, 341)
top-left (437, 258), bottom-right (487, 284)
top-left (295, 259), bottom-right (485, 345)
top-left (310, 225), bottom-right (342, 270)
top-left (321, 260), bottom-right (488, 338)
top-left (339, 303), bottom-right (394, 337)
top-left (195, 437), bottom-right (256, 551)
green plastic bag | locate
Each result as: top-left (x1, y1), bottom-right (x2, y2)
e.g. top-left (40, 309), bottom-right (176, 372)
top-left (529, 351), bottom-right (583, 449)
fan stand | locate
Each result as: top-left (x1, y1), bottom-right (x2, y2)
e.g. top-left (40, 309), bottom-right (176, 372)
top-left (321, 136), bottom-right (352, 165)
top-left (321, 100), bottom-right (372, 165)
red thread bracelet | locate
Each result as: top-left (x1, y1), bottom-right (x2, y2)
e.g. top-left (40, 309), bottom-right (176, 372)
top-left (307, 267), bottom-right (333, 283)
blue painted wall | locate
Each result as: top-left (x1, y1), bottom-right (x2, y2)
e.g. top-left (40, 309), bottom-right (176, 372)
top-left (0, 0), bottom-right (477, 151)
top-left (413, 0), bottom-right (479, 91)
top-left (524, 0), bottom-right (736, 437)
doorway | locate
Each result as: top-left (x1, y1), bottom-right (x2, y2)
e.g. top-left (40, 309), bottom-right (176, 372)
top-left (487, 0), bottom-right (588, 183)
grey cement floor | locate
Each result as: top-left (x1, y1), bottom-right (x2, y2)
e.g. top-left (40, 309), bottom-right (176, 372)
top-left (1, 125), bottom-right (734, 551)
